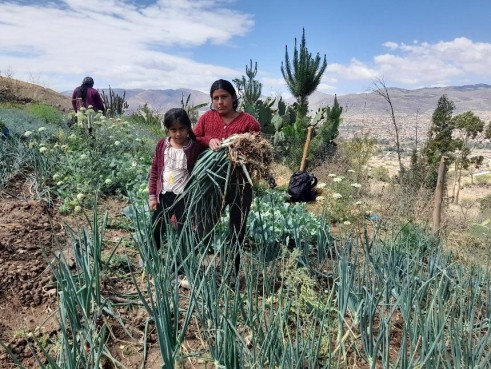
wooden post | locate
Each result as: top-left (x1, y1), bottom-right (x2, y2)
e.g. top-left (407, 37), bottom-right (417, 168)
top-left (299, 126), bottom-right (313, 172)
top-left (432, 156), bottom-right (448, 235)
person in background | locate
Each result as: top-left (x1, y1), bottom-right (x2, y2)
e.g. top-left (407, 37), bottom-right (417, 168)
top-left (148, 108), bottom-right (203, 254)
top-left (193, 79), bottom-right (261, 276)
top-left (72, 76), bottom-right (105, 114)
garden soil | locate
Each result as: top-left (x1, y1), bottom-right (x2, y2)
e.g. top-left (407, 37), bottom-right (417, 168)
top-left (0, 182), bottom-right (160, 368)
top-left (0, 179), bottom-right (66, 368)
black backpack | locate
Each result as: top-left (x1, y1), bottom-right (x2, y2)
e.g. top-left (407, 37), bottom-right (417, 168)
top-left (288, 171), bottom-right (318, 202)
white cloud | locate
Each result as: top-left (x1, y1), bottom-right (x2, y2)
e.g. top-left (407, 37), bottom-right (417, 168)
top-left (0, 0), bottom-right (254, 91)
top-left (326, 37), bottom-right (491, 90)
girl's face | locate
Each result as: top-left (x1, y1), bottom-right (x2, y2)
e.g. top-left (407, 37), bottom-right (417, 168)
top-left (211, 88), bottom-right (235, 116)
top-left (167, 122), bottom-right (189, 146)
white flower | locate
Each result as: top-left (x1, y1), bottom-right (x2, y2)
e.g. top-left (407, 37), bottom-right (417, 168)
top-left (316, 182), bottom-right (327, 189)
top-left (52, 173), bottom-right (61, 180)
top-left (39, 146), bottom-right (48, 153)
top-left (343, 221), bottom-right (352, 226)
top-left (333, 177), bottom-right (343, 183)
top-left (69, 134), bottom-right (77, 140)
top-left (131, 161), bottom-right (137, 167)
top-left (56, 181), bottom-right (64, 186)
top-left (355, 200), bottom-right (363, 205)
top-left (105, 178), bottom-right (112, 185)
top-left (328, 173), bottom-right (336, 177)
top-left (351, 183), bottom-right (362, 188)
top-left (114, 141), bottom-right (121, 146)
top-left (76, 193), bottom-right (85, 201)
top-left (332, 193), bottom-right (343, 199)
top-left (347, 169), bottom-right (355, 173)
top-left (38, 127), bottom-right (46, 132)
top-left (74, 205), bottom-right (82, 213)
top-left (24, 131), bottom-right (32, 137)
top-left (80, 154), bottom-right (88, 160)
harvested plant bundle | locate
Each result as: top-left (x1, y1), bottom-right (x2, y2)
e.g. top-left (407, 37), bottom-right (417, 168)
top-left (177, 133), bottom-right (273, 238)
top-left (221, 132), bottom-right (273, 182)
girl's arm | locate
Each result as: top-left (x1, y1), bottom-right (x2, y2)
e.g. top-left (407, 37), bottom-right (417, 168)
top-left (148, 140), bottom-right (163, 207)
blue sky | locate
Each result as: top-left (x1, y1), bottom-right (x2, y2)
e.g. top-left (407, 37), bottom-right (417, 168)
top-left (0, 0), bottom-right (490, 96)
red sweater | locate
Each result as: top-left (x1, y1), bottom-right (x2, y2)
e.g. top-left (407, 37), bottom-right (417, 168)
top-left (72, 87), bottom-right (106, 113)
top-left (193, 110), bottom-right (261, 147)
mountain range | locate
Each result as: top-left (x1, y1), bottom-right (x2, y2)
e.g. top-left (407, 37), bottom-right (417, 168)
top-left (93, 84), bottom-right (491, 141)
top-left (5, 76), bottom-right (489, 142)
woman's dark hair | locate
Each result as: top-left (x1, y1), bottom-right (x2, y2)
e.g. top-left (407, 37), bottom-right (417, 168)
top-left (163, 108), bottom-right (196, 140)
top-left (210, 79), bottom-right (239, 110)
top-left (80, 76), bottom-right (94, 103)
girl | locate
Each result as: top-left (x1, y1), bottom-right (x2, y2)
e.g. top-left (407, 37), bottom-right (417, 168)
top-left (148, 108), bottom-right (203, 250)
top-left (194, 79), bottom-right (261, 275)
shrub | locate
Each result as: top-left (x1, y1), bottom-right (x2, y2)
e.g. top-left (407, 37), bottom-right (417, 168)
top-left (26, 103), bottom-right (63, 125)
top-left (371, 165), bottom-right (390, 182)
top-left (474, 174), bottom-right (491, 186)
top-left (478, 194), bottom-right (491, 212)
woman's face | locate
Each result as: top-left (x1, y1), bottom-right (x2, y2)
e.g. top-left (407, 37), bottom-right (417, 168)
top-left (211, 88), bottom-right (235, 116)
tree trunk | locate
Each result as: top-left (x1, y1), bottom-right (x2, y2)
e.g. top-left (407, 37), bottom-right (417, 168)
top-left (455, 168), bottom-right (462, 204)
top-left (299, 126), bottom-right (313, 171)
top-left (451, 162), bottom-right (458, 203)
top-left (432, 156), bottom-right (448, 235)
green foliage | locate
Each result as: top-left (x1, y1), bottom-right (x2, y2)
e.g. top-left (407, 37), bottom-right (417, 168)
top-left (371, 165), bottom-right (390, 182)
top-left (484, 121), bottom-right (491, 139)
top-left (127, 103), bottom-right (163, 135)
top-left (452, 111), bottom-right (485, 177)
top-left (475, 173), bottom-right (491, 186)
top-left (180, 93), bottom-right (207, 124)
top-left (247, 190), bottom-right (322, 248)
top-left (421, 94), bottom-right (460, 187)
top-left (233, 59), bottom-right (262, 107)
top-left (281, 28), bottom-right (327, 119)
top-left (101, 86), bottom-right (129, 117)
top-left (0, 106), bottom-right (156, 212)
top-left (309, 95), bottom-right (343, 166)
top-left (340, 136), bottom-right (376, 182)
top-left (478, 194), bottom-right (491, 212)
top-left (320, 170), bottom-right (367, 223)
top-left (26, 103), bottom-right (64, 125)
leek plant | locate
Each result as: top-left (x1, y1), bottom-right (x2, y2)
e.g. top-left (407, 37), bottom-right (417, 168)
top-left (129, 201), bottom-right (204, 369)
top-left (25, 206), bottom-right (127, 368)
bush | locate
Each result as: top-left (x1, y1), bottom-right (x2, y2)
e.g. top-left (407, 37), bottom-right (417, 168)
top-left (26, 103), bottom-right (64, 125)
top-left (474, 174), bottom-right (491, 186)
top-left (371, 165), bottom-right (390, 182)
top-left (478, 194), bottom-right (491, 212)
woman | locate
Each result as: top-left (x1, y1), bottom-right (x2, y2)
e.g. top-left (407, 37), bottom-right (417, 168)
top-left (194, 79), bottom-right (261, 275)
top-left (72, 76), bottom-right (105, 114)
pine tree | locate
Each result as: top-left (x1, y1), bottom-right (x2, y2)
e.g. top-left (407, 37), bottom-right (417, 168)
top-left (281, 28), bottom-right (327, 120)
top-left (422, 94), bottom-right (460, 187)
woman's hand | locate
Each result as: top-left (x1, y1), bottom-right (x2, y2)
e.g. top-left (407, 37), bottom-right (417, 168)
top-left (209, 138), bottom-right (222, 151)
top-left (149, 198), bottom-right (158, 211)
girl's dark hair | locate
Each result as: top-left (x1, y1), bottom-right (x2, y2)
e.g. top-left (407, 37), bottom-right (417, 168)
top-left (80, 76), bottom-right (94, 103)
top-left (210, 79), bottom-right (239, 110)
top-left (163, 108), bottom-right (196, 140)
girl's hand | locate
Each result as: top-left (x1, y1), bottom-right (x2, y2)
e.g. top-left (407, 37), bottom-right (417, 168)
top-left (209, 138), bottom-right (222, 151)
top-left (149, 199), bottom-right (158, 211)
